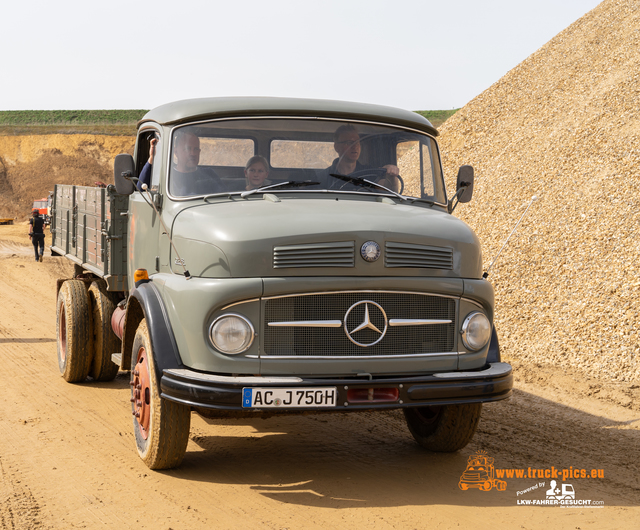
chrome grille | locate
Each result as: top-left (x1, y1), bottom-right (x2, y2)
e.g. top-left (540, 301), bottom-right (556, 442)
top-left (263, 292), bottom-right (456, 356)
top-left (273, 242), bottom-right (355, 268)
top-left (385, 242), bottom-right (453, 269)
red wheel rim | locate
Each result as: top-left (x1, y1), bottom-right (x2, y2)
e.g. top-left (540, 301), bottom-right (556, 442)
top-left (133, 346), bottom-right (152, 440)
top-left (58, 301), bottom-right (67, 362)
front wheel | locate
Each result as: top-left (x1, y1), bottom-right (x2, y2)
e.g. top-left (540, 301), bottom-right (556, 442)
top-left (131, 320), bottom-right (190, 469)
top-left (403, 403), bottom-right (482, 452)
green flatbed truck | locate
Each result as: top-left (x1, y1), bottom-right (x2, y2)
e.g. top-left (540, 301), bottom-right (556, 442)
top-left (52, 97), bottom-right (512, 470)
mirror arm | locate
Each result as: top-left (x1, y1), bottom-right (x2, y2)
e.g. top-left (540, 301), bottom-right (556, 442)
top-left (448, 183), bottom-right (469, 213)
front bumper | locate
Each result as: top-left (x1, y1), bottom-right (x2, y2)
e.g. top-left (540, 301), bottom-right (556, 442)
top-left (160, 362), bottom-right (512, 412)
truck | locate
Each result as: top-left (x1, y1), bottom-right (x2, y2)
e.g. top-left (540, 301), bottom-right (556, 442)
top-left (32, 196), bottom-right (52, 226)
top-left (51, 97), bottom-right (513, 470)
top-left (458, 451), bottom-right (507, 491)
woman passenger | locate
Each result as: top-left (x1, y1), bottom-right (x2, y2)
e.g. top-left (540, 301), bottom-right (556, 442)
top-left (244, 155), bottom-right (271, 190)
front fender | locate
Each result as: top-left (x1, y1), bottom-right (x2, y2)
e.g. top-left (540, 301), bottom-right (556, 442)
top-left (121, 281), bottom-right (183, 382)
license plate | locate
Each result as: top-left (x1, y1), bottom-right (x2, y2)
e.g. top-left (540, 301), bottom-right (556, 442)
top-left (242, 387), bottom-right (338, 409)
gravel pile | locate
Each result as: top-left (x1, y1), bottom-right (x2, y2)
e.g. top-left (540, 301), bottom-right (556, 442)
top-left (438, 0), bottom-right (640, 382)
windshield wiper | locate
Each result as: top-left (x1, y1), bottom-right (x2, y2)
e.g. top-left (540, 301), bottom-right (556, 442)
top-left (329, 173), bottom-right (409, 201)
top-left (240, 180), bottom-right (319, 198)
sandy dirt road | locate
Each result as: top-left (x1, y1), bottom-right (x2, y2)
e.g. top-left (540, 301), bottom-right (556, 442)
top-left (0, 224), bottom-right (638, 530)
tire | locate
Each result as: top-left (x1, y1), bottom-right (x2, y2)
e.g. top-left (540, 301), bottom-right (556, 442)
top-left (403, 403), bottom-right (482, 452)
top-left (131, 320), bottom-right (190, 469)
top-left (87, 282), bottom-right (120, 381)
top-left (56, 280), bottom-right (93, 383)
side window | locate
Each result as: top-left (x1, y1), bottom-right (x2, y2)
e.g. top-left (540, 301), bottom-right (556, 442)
top-left (135, 129), bottom-right (162, 190)
top-left (150, 133), bottom-right (162, 189)
top-left (396, 138), bottom-right (442, 200)
top-left (427, 138), bottom-right (445, 202)
top-left (421, 142), bottom-right (435, 197)
top-left (397, 140), bottom-right (422, 198)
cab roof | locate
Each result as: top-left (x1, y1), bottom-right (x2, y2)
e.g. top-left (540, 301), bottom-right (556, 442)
top-left (139, 97), bottom-right (438, 136)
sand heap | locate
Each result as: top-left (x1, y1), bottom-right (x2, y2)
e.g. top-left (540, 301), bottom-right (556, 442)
top-left (439, 0), bottom-right (640, 382)
top-left (0, 135), bottom-right (134, 219)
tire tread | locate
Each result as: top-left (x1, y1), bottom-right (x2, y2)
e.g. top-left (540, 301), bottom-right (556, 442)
top-left (88, 282), bottom-right (120, 381)
top-left (132, 320), bottom-right (190, 469)
top-left (404, 403), bottom-right (482, 452)
top-left (56, 280), bottom-right (93, 383)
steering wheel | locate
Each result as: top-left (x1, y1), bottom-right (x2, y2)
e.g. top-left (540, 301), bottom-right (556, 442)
top-left (348, 168), bottom-right (388, 180)
top-left (348, 168), bottom-right (405, 195)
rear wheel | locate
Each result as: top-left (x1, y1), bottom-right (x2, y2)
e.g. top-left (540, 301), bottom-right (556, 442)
top-left (131, 319), bottom-right (190, 469)
top-left (403, 403), bottom-right (482, 452)
top-left (56, 280), bottom-right (93, 382)
top-left (87, 282), bottom-right (120, 381)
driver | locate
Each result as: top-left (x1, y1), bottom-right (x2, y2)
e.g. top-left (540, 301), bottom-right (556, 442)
top-left (169, 130), bottom-right (223, 196)
top-left (320, 124), bottom-right (400, 191)
top-left (137, 130), bottom-right (223, 196)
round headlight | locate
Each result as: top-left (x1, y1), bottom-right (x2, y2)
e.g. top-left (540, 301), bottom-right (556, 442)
top-left (209, 314), bottom-right (254, 354)
top-left (461, 312), bottom-right (491, 351)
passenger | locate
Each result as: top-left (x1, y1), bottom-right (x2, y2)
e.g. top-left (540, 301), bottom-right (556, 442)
top-left (321, 124), bottom-right (400, 191)
top-left (137, 131), bottom-right (223, 196)
top-left (244, 155), bottom-right (271, 190)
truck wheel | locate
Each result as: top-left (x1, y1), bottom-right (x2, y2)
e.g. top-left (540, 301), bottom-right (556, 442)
top-left (480, 480), bottom-right (492, 491)
top-left (131, 319), bottom-right (190, 469)
top-left (56, 280), bottom-right (93, 383)
top-left (403, 403), bottom-right (482, 452)
top-left (88, 282), bottom-right (120, 381)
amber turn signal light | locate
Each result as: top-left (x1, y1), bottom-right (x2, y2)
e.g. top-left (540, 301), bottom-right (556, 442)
top-left (134, 269), bottom-right (149, 283)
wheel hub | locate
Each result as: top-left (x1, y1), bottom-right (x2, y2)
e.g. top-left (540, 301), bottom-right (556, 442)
top-left (132, 346), bottom-right (152, 439)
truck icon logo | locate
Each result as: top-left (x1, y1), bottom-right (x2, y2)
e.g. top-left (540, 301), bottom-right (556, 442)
top-left (546, 480), bottom-right (575, 500)
top-left (459, 451), bottom-right (507, 491)
top-left (344, 301), bottom-right (388, 347)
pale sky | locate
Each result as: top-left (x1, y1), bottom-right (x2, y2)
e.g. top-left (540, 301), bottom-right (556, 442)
top-left (2, 0), bottom-right (602, 112)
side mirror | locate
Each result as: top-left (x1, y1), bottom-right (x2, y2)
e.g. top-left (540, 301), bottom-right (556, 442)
top-left (456, 165), bottom-right (474, 203)
top-left (114, 154), bottom-right (136, 195)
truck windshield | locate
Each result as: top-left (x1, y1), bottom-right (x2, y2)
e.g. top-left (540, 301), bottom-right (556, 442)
top-left (167, 118), bottom-right (446, 204)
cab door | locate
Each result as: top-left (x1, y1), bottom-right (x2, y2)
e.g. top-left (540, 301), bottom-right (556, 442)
top-left (127, 128), bottom-right (164, 280)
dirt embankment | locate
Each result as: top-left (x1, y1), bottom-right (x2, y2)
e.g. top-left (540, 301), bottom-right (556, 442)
top-left (438, 0), bottom-right (640, 384)
top-left (0, 135), bottom-right (134, 219)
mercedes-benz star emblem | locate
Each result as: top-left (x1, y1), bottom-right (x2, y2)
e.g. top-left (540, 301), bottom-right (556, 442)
top-left (344, 300), bottom-right (388, 347)
top-left (361, 241), bottom-right (381, 262)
